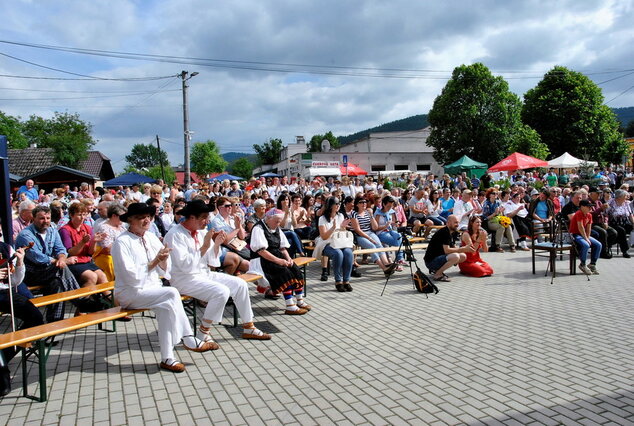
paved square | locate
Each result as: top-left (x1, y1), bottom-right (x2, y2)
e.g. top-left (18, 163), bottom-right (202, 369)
top-left (1, 250), bottom-right (633, 425)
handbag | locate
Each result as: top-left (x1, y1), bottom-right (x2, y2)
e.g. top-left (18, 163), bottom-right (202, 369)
top-left (227, 237), bottom-right (247, 252)
top-left (330, 230), bottom-right (354, 249)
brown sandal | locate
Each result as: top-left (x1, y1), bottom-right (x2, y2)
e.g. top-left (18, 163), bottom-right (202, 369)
top-left (160, 359), bottom-right (185, 373)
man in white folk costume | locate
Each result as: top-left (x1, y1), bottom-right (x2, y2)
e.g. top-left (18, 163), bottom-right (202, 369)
top-left (112, 203), bottom-right (217, 373)
top-left (164, 200), bottom-right (271, 343)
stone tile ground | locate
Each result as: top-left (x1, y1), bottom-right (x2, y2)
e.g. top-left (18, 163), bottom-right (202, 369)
top-left (1, 250), bottom-right (633, 425)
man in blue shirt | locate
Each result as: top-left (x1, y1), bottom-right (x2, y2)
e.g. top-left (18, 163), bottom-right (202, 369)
top-left (16, 179), bottom-right (38, 202)
top-left (15, 205), bottom-right (82, 322)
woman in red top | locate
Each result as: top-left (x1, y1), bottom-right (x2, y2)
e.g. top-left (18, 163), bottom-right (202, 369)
top-left (569, 200), bottom-right (602, 275)
top-left (459, 216), bottom-right (494, 277)
top-left (59, 202), bottom-right (108, 287)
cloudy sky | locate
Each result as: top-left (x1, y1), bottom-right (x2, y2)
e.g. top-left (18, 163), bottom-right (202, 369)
top-left (1, 0), bottom-right (633, 171)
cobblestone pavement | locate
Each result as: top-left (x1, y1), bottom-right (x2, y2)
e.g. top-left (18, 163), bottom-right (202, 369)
top-left (1, 249), bottom-right (633, 425)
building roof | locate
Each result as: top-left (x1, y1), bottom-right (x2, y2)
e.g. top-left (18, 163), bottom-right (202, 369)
top-left (25, 165), bottom-right (99, 181)
top-left (80, 151), bottom-right (113, 179)
top-left (8, 147), bottom-right (56, 177)
top-left (7, 147), bottom-right (114, 181)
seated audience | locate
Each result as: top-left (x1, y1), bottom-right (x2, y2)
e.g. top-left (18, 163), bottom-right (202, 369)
top-left (112, 203), bottom-right (216, 373)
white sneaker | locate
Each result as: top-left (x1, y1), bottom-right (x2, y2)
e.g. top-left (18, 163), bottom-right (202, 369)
top-left (579, 264), bottom-right (592, 275)
top-left (588, 264), bottom-right (599, 275)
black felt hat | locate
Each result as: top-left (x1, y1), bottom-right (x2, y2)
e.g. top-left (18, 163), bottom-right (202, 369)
top-left (120, 203), bottom-right (156, 222)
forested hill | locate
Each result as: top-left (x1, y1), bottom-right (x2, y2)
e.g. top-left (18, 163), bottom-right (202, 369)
top-left (613, 107), bottom-right (634, 127)
top-left (337, 114), bottom-right (429, 145)
top-left (338, 107), bottom-right (634, 146)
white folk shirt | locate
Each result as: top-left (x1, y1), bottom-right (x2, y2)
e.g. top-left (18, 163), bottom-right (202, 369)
top-left (163, 224), bottom-right (221, 282)
top-left (250, 223), bottom-right (290, 252)
top-left (112, 230), bottom-right (170, 305)
top-left (0, 246), bottom-right (25, 291)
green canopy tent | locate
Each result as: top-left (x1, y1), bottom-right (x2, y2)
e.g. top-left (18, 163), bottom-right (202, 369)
top-left (443, 155), bottom-right (488, 178)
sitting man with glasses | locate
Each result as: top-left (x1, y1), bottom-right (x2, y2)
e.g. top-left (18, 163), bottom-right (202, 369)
top-left (208, 197), bottom-right (250, 275)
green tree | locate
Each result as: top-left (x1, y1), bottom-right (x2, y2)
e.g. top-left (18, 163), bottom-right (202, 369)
top-left (522, 66), bottom-right (626, 164)
top-left (0, 111), bottom-right (28, 148)
top-left (308, 131), bottom-right (339, 152)
top-left (508, 124), bottom-right (550, 160)
top-left (231, 157), bottom-right (254, 179)
top-left (427, 63), bottom-right (535, 165)
top-left (146, 164), bottom-right (176, 185)
top-left (22, 112), bottom-right (95, 168)
top-left (253, 138), bottom-right (283, 165)
top-left (625, 119), bottom-right (634, 137)
top-left (190, 140), bottom-right (227, 178)
top-left (125, 143), bottom-right (169, 170)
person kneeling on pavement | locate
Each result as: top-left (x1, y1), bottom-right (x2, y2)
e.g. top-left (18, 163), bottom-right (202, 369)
top-left (423, 215), bottom-right (475, 282)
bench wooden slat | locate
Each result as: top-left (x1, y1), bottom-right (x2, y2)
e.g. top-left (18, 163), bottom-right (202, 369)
top-left (0, 307), bottom-right (144, 350)
top-left (293, 257), bottom-right (316, 267)
top-left (31, 282), bottom-right (115, 308)
top-left (353, 243), bottom-right (428, 255)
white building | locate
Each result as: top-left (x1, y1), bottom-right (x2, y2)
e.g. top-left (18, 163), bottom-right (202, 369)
top-left (283, 127), bottom-right (443, 178)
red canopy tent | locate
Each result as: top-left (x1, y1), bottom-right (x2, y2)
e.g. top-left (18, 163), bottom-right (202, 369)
top-left (487, 152), bottom-right (548, 172)
top-left (340, 163), bottom-right (368, 176)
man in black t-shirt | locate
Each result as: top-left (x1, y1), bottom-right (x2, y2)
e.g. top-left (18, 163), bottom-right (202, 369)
top-left (423, 215), bottom-right (474, 282)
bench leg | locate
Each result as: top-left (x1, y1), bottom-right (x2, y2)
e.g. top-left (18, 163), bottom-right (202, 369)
top-left (21, 340), bottom-right (48, 402)
top-left (302, 265), bottom-right (308, 296)
top-left (233, 303), bottom-right (238, 328)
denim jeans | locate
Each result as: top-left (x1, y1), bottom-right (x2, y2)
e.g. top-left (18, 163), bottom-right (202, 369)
top-left (322, 245), bottom-right (353, 282)
top-left (377, 230), bottom-right (403, 261)
top-left (428, 216), bottom-right (447, 225)
top-left (573, 235), bottom-right (602, 264)
top-left (283, 230), bottom-right (304, 257)
top-left (355, 231), bottom-right (383, 263)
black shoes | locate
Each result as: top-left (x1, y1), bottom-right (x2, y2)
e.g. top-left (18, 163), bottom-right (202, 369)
top-left (0, 366), bottom-right (11, 397)
top-left (351, 268), bottom-right (362, 278)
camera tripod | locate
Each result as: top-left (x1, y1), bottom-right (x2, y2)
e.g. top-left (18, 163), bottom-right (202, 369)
top-left (380, 231), bottom-right (419, 296)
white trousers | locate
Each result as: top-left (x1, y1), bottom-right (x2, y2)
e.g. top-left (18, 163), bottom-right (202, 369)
top-left (171, 272), bottom-right (254, 324)
top-left (116, 286), bottom-right (193, 361)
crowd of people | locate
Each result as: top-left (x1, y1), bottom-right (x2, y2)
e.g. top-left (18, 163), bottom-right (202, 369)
top-left (2, 166), bottom-right (634, 393)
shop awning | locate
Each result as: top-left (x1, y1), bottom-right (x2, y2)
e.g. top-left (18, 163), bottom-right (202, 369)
top-left (305, 167), bottom-right (341, 177)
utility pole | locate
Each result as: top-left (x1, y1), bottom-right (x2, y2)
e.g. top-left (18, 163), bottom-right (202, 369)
top-left (155, 134), bottom-right (166, 183)
top-left (181, 70), bottom-right (198, 188)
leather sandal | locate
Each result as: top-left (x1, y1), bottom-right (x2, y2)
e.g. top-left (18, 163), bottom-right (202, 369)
top-left (296, 303), bottom-right (312, 311)
top-left (285, 308), bottom-right (308, 315)
top-left (242, 328), bottom-right (272, 340)
top-left (160, 359), bottom-right (186, 373)
top-left (183, 338), bottom-right (220, 352)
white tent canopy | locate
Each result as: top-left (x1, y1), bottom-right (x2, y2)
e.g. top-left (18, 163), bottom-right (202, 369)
top-left (304, 167), bottom-right (341, 178)
top-left (547, 152), bottom-right (598, 168)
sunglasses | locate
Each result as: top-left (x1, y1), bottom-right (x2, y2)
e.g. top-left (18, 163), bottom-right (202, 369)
top-left (222, 204), bottom-right (232, 208)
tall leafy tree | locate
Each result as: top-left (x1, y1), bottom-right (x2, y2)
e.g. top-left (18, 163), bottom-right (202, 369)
top-left (522, 66), bottom-right (627, 164)
top-left (308, 131), bottom-right (339, 152)
top-left (231, 157), bottom-right (254, 179)
top-left (190, 139), bottom-right (227, 178)
top-left (125, 143), bottom-right (169, 170)
top-left (253, 138), bottom-right (283, 165)
top-left (427, 63), bottom-right (546, 165)
top-left (0, 111), bottom-right (28, 148)
top-left (22, 111), bottom-right (95, 168)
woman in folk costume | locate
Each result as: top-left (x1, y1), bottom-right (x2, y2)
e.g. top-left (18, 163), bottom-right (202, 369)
top-left (250, 209), bottom-right (311, 315)
top-left (164, 200), bottom-right (271, 343)
top-left (112, 203), bottom-right (216, 373)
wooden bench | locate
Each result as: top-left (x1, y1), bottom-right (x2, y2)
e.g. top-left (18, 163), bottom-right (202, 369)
top-left (353, 243), bottom-right (428, 256)
top-left (0, 306), bottom-right (145, 402)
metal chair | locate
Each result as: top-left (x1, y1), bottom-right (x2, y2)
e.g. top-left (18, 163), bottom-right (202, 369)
top-left (531, 217), bottom-right (576, 284)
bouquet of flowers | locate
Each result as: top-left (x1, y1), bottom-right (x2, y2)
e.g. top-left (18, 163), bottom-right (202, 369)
top-left (491, 215), bottom-right (512, 228)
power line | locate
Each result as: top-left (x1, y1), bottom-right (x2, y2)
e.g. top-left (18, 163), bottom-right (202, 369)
top-left (0, 89), bottom-right (180, 101)
top-left (3, 39), bottom-right (633, 80)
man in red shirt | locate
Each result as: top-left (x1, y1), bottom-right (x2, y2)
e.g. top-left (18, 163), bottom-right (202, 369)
top-left (569, 200), bottom-right (602, 275)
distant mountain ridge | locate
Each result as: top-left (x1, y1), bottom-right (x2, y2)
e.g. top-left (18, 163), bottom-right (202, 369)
top-left (337, 107), bottom-right (634, 145)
